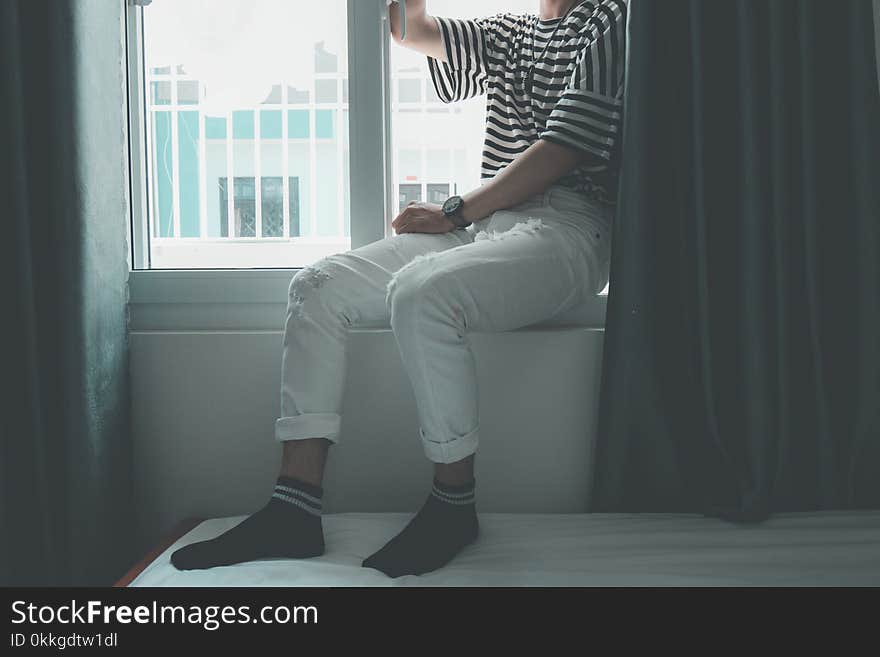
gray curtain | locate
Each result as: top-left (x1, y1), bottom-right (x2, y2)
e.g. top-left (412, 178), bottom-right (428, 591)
top-left (592, 0), bottom-right (880, 515)
top-left (875, 0), bottom-right (880, 87)
top-left (0, 1), bottom-right (132, 585)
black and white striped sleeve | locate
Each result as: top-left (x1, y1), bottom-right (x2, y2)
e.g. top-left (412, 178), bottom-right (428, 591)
top-left (427, 15), bottom-right (506, 103)
top-left (540, 0), bottom-right (627, 160)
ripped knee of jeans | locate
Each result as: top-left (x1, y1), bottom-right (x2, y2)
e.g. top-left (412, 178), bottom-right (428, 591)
top-left (474, 217), bottom-right (544, 243)
top-left (289, 263), bottom-right (333, 319)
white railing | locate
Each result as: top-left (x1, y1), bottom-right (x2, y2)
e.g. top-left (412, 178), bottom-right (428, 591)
top-left (146, 63), bottom-right (349, 243)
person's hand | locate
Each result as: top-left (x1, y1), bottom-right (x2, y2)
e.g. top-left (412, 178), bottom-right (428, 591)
top-left (393, 0), bottom-right (426, 16)
top-left (391, 202), bottom-right (455, 234)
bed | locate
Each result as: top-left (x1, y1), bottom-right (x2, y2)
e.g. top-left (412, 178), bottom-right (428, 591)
top-left (122, 510), bottom-right (880, 587)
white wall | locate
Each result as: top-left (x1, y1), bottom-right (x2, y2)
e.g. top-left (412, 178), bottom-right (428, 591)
top-left (130, 325), bottom-right (605, 552)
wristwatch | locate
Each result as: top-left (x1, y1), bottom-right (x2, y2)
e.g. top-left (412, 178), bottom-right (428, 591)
top-left (441, 195), bottom-right (470, 228)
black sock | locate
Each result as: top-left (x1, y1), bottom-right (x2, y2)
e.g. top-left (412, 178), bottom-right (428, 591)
top-left (170, 476), bottom-right (325, 570)
top-left (362, 478), bottom-right (479, 578)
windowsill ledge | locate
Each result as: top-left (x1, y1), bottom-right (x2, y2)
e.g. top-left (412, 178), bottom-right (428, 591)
top-left (128, 268), bottom-right (607, 332)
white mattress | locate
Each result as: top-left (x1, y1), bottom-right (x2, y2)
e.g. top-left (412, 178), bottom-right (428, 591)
top-left (131, 511), bottom-right (880, 587)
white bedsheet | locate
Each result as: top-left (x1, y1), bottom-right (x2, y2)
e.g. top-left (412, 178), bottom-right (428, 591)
top-left (131, 511), bottom-right (880, 587)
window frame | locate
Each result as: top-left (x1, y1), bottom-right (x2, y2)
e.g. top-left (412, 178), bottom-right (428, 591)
top-left (125, 0), bottom-right (607, 331)
top-left (126, 0), bottom-right (390, 272)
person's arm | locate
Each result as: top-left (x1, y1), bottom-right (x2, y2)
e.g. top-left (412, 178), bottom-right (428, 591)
top-left (392, 1), bottom-right (628, 234)
top-left (392, 140), bottom-right (594, 234)
top-left (389, 0), bottom-right (446, 61)
top-left (458, 141), bottom-right (592, 223)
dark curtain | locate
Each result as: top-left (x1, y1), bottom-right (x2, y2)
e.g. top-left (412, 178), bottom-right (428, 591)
top-left (593, 0), bottom-right (880, 516)
top-left (0, 1), bottom-right (132, 584)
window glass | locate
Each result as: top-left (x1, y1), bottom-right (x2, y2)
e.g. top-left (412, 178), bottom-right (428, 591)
top-left (142, 0), bottom-right (349, 268)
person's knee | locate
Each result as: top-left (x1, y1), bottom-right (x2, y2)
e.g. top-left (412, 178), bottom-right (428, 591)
top-left (387, 256), bottom-right (462, 333)
top-left (288, 258), bottom-right (340, 321)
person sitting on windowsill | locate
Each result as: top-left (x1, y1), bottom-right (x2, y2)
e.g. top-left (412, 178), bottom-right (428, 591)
top-left (171, 0), bottom-right (627, 578)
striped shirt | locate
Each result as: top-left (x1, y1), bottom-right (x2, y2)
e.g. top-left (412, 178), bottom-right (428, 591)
top-left (428, 0), bottom-right (628, 204)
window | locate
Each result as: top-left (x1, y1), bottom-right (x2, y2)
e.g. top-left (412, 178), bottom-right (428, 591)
top-left (136, 0), bottom-right (351, 269)
top-left (130, 0), bottom-right (546, 271)
top-left (127, 0), bottom-right (608, 327)
top-left (218, 177), bottom-right (300, 238)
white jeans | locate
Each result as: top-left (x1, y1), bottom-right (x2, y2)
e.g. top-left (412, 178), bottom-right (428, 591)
top-left (275, 185), bottom-right (613, 463)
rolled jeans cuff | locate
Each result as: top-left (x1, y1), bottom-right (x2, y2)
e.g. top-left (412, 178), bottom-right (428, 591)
top-left (275, 413), bottom-right (341, 443)
top-left (419, 425), bottom-right (480, 464)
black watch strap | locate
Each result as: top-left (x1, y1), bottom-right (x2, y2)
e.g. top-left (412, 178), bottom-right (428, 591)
top-left (449, 213), bottom-right (470, 229)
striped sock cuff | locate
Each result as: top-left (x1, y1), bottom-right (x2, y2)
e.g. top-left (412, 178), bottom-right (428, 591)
top-left (431, 479), bottom-right (476, 506)
top-left (272, 477), bottom-right (323, 516)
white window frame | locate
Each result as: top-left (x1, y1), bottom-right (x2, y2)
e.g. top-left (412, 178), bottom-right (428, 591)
top-left (125, 0), bottom-right (607, 331)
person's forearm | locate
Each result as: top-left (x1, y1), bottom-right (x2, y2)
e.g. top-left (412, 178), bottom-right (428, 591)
top-left (389, 0), bottom-right (446, 61)
top-left (459, 140), bottom-right (590, 224)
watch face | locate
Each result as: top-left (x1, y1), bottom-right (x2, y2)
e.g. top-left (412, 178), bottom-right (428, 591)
top-left (443, 196), bottom-right (463, 216)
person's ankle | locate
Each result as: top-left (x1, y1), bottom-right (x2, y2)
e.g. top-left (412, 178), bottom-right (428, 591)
top-left (280, 438), bottom-right (331, 486)
top-left (277, 471), bottom-right (324, 491)
top-left (433, 455), bottom-right (475, 488)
